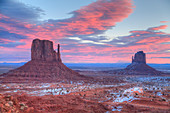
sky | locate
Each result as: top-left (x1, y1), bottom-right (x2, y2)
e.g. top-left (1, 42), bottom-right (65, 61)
top-left (0, 0), bottom-right (170, 63)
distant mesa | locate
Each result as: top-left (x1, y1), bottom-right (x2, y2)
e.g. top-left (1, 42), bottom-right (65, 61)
top-left (1, 39), bottom-right (88, 83)
top-left (112, 51), bottom-right (162, 75)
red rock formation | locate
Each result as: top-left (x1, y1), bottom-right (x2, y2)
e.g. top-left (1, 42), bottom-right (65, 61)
top-left (1, 39), bottom-right (88, 83)
top-left (125, 51), bottom-right (162, 75)
top-left (110, 51), bottom-right (162, 75)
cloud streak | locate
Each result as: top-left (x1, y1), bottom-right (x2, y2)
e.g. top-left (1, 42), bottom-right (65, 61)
top-left (0, 0), bottom-right (44, 23)
top-left (148, 25), bottom-right (168, 31)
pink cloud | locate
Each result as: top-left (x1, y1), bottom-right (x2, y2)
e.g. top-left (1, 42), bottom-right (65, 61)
top-left (0, 39), bottom-right (15, 44)
top-left (23, 0), bottom-right (133, 42)
top-left (160, 21), bottom-right (170, 23)
top-left (57, 0), bottom-right (133, 34)
top-left (136, 36), bottom-right (170, 44)
top-left (148, 25), bottom-right (168, 31)
top-left (0, 0), bottom-right (134, 49)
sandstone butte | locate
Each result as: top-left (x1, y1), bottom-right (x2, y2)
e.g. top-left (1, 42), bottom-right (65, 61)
top-left (114, 51), bottom-right (162, 75)
top-left (1, 39), bottom-right (89, 83)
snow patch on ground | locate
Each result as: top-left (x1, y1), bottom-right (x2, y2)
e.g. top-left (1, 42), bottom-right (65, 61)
top-left (114, 96), bottom-right (138, 103)
top-left (124, 87), bottom-right (143, 95)
top-left (112, 87), bottom-right (142, 103)
top-left (157, 92), bottom-right (162, 96)
top-left (112, 106), bottom-right (123, 111)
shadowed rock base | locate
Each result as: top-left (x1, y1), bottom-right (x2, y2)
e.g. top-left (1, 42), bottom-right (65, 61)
top-left (124, 63), bottom-right (162, 75)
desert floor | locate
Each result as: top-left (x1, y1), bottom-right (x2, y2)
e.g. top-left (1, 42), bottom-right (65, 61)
top-left (0, 68), bottom-right (170, 113)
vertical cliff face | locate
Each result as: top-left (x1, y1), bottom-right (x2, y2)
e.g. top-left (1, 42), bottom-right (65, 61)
top-left (31, 39), bottom-right (61, 62)
top-left (132, 51), bottom-right (146, 64)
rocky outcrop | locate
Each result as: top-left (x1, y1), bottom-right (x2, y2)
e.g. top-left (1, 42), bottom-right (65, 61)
top-left (1, 39), bottom-right (88, 83)
top-left (111, 51), bottom-right (162, 75)
top-left (0, 94), bottom-right (35, 113)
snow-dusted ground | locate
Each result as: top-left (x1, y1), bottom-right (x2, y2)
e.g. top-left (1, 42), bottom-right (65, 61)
top-left (125, 76), bottom-right (170, 87)
top-left (111, 87), bottom-right (142, 103)
top-left (0, 82), bottom-right (127, 96)
top-left (0, 76), bottom-right (169, 104)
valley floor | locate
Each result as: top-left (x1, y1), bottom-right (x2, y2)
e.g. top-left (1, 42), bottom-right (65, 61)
top-left (0, 71), bottom-right (169, 113)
